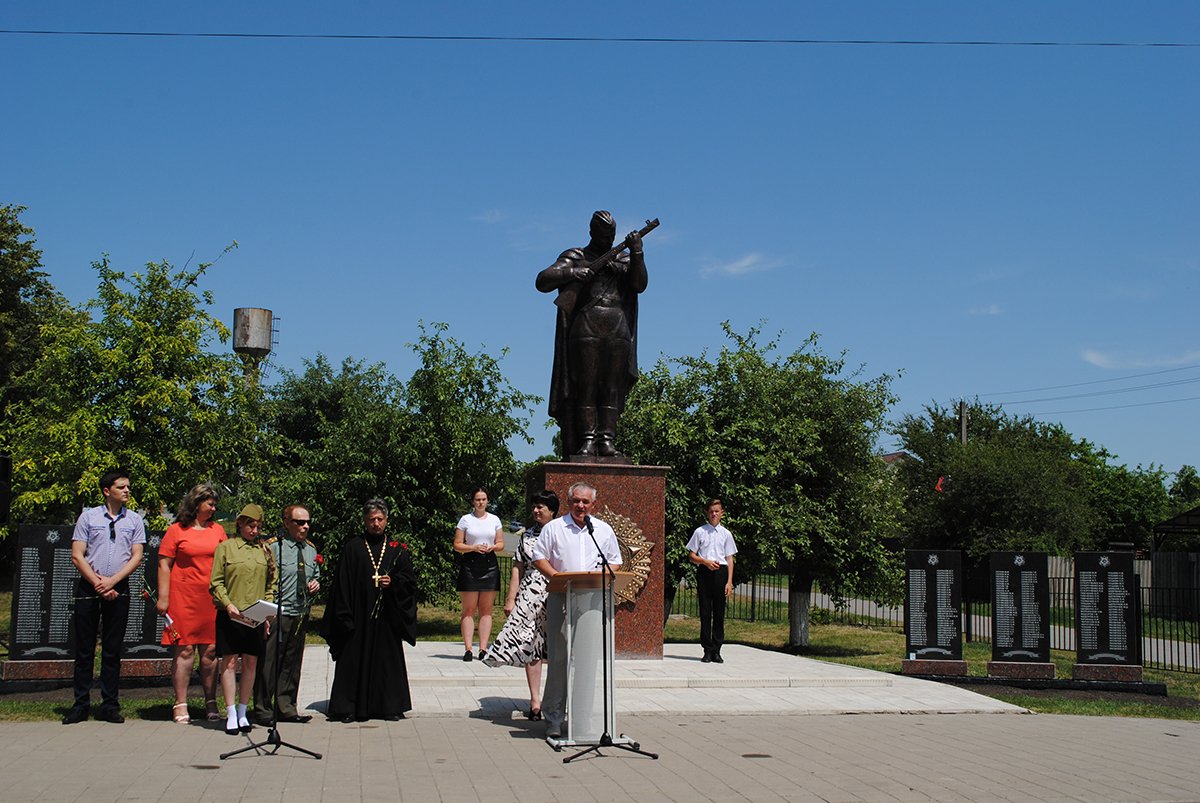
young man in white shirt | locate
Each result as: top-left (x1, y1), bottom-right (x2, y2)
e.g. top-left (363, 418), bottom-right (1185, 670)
top-left (686, 498), bottom-right (737, 664)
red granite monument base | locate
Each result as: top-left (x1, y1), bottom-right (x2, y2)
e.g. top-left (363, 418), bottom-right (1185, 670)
top-left (1072, 663), bottom-right (1143, 682)
top-left (530, 461), bottom-right (668, 660)
top-left (2, 658), bottom-right (173, 681)
top-left (987, 661), bottom-right (1056, 680)
top-left (901, 659), bottom-right (968, 676)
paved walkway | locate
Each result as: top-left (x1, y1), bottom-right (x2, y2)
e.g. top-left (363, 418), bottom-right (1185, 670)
top-left (5, 644), bottom-right (1200, 801)
top-left (297, 643), bottom-right (1023, 718)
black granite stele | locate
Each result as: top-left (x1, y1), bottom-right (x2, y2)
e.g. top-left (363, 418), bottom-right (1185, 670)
top-left (8, 523), bottom-right (169, 662)
top-left (1074, 551), bottom-right (1139, 666)
top-left (989, 551), bottom-right (1051, 665)
top-left (904, 550), bottom-right (964, 661)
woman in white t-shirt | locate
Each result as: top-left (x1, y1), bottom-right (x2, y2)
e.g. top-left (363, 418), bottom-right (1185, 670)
top-left (453, 488), bottom-right (504, 662)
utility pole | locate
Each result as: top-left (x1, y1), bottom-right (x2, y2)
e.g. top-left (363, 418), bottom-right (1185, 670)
top-left (957, 399), bottom-right (970, 642)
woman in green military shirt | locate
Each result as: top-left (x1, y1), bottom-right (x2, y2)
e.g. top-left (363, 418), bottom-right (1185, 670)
top-left (210, 504), bottom-right (277, 735)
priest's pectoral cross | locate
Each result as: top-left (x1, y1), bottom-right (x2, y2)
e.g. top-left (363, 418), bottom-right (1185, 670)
top-left (372, 573), bottom-right (382, 587)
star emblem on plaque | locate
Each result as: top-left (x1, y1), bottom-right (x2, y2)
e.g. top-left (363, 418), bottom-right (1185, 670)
top-left (45, 530), bottom-right (60, 544)
top-left (149, 535), bottom-right (162, 549)
top-left (1099, 556), bottom-right (1110, 568)
top-left (1013, 554), bottom-right (1025, 567)
top-left (599, 505), bottom-right (653, 605)
top-left (927, 554), bottom-right (939, 566)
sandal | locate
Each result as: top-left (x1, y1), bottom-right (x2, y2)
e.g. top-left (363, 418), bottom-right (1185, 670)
top-left (172, 703), bottom-right (190, 724)
top-left (205, 699), bottom-right (222, 722)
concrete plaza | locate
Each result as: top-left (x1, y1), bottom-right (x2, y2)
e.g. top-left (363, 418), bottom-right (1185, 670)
top-left (3, 643), bottom-right (1198, 802)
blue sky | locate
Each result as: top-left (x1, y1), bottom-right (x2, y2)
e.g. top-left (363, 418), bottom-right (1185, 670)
top-left (4, 3), bottom-right (1198, 473)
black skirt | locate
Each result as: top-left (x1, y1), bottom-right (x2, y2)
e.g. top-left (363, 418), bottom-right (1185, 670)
top-left (456, 551), bottom-right (500, 592)
top-left (215, 610), bottom-right (265, 658)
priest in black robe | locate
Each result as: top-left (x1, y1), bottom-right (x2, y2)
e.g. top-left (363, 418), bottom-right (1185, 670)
top-left (322, 498), bottom-right (417, 722)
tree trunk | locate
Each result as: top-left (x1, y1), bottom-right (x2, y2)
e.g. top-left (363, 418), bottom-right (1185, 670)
top-left (788, 566), bottom-right (814, 648)
top-left (663, 581), bottom-right (678, 627)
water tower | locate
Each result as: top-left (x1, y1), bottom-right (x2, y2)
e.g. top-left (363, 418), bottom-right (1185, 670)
top-left (232, 307), bottom-right (275, 385)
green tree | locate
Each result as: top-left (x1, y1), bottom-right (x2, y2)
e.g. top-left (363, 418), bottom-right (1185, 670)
top-left (264, 354), bottom-right (413, 575)
top-left (895, 401), bottom-right (1170, 556)
top-left (1168, 465), bottom-right (1200, 513)
top-left (619, 322), bottom-right (903, 647)
top-left (0, 204), bottom-right (66, 425)
top-left (2, 250), bottom-right (259, 526)
top-left (265, 323), bottom-right (540, 600)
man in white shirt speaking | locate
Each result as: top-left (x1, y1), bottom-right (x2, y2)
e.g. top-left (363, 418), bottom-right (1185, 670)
top-left (532, 481), bottom-right (622, 741)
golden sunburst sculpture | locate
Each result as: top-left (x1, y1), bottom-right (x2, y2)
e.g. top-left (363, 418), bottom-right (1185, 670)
top-left (599, 505), bottom-right (654, 605)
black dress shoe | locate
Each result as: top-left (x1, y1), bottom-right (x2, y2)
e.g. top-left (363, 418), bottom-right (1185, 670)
top-left (239, 722), bottom-right (253, 733)
top-left (712, 653), bottom-right (724, 664)
top-left (61, 707), bottom-right (88, 725)
top-left (225, 726), bottom-right (240, 736)
top-left (701, 652), bottom-right (712, 663)
top-left (95, 708), bottom-right (125, 723)
top-left (279, 714), bottom-right (313, 723)
top-left (382, 714), bottom-right (403, 721)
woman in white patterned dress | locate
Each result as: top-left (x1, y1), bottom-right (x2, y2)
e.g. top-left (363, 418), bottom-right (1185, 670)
top-left (482, 490), bottom-right (558, 719)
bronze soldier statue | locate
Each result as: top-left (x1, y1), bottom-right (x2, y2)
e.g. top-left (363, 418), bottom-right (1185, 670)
top-left (537, 211), bottom-right (654, 458)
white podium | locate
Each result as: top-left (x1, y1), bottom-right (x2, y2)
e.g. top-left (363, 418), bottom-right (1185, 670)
top-left (544, 571), bottom-right (655, 760)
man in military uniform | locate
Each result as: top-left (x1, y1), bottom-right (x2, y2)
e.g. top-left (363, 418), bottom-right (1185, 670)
top-left (253, 504), bottom-right (320, 725)
top-left (537, 210), bottom-right (648, 457)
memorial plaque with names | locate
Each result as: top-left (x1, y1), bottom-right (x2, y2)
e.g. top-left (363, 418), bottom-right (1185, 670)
top-left (904, 550), bottom-right (963, 661)
top-left (990, 551), bottom-right (1050, 663)
top-left (8, 523), bottom-right (170, 660)
top-left (1074, 551), bottom-right (1138, 666)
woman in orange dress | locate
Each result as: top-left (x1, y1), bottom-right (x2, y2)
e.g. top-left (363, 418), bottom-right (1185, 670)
top-left (156, 483), bottom-right (227, 723)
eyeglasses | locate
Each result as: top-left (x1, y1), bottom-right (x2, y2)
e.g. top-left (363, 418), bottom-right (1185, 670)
top-left (290, 518), bottom-right (312, 526)
top-left (108, 520), bottom-right (116, 542)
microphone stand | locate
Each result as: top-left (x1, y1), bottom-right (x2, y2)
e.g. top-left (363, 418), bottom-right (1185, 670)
top-left (222, 533), bottom-right (322, 761)
top-left (563, 516), bottom-right (657, 763)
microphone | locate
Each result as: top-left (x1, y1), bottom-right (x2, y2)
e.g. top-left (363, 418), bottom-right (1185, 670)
top-left (584, 515), bottom-right (594, 535)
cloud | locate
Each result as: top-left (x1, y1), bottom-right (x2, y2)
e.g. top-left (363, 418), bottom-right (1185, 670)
top-left (1081, 348), bottom-right (1200, 370)
top-left (967, 303), bottom-right (1003, 316)
top-left (701, 252), bottom-right (780, 278)
top-left (472, 209), bottom-right (506, 224)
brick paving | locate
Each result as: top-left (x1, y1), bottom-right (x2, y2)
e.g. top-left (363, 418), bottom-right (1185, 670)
top-left (4, 643), bottom-right (1199, 801)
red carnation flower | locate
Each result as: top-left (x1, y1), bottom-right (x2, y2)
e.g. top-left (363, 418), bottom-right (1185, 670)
top-left (313, 554), bottom-right (324, 565)
top-left (389, 540), bottom-right (400, 549)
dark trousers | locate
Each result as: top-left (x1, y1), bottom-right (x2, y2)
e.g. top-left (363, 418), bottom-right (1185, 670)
top-left (72, 577), bottom-right (130, 711)
top-left (254, 613), bottom-right (306, 720)
top-left (696, 565), bottom-right (728, 655)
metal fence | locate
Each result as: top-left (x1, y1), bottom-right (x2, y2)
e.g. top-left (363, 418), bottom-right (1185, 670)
top-left (667, 566), bottom-right (1200, 674)
top-left (670, 572), bottom-right (790, 623)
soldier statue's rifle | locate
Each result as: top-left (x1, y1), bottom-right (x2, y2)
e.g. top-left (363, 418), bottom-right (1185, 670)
top-left (555, 217), bottom-right (659, 315)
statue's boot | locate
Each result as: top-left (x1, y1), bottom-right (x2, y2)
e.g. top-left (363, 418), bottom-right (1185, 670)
top-left (575, 406), bottom-right (598, 456)
top-left (596, 406), bottom-right (622, 457)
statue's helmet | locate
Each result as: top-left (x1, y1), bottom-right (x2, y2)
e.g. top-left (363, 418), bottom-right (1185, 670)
top-left (589, 210), bottom-right (616, 241)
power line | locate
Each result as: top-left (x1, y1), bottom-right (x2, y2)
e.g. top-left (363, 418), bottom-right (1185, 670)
top-left (1022, 394), bottom-right (1200, 416)
top-left (1, 29), bottom-right (1199, 48)
top-left (981, 363), bottom-right (1200, 397)
top-left (996, 375), bottom-right (1200, 405)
